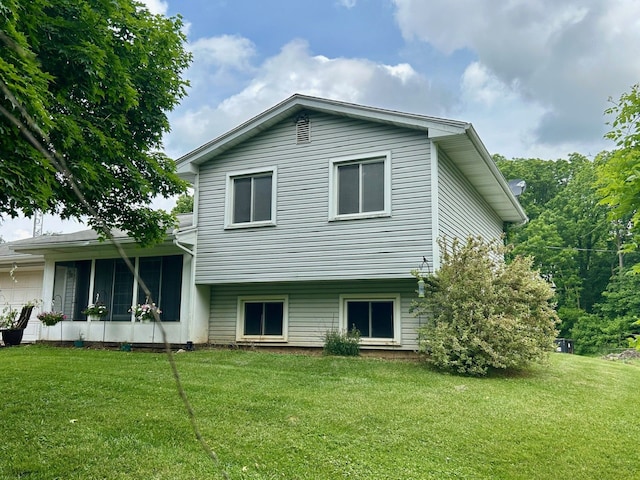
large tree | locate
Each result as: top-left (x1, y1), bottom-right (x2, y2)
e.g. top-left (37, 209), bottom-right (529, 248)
top-left (0, 0), bottom-right (191, 245)
top-left (597, 83), bottom-right (640, 271)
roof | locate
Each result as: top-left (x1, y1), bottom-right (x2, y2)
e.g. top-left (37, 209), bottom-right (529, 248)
top-left (176, 94), bottom-right (527, 224)
top-left (0, 242), bottom-right (44, 268)
top-left (10, 214), bottom-right (194, 255)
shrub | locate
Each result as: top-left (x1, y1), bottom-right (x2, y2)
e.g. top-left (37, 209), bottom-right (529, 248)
top-left (323, 328), bottom-right (360, 356)
top-left (411, 237), bottom-right (559, 376)
top-left (571, 313), bottom-right (637, 355)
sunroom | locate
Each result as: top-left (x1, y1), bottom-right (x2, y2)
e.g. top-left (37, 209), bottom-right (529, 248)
top-left (10, 214), bottom-right (207, 346)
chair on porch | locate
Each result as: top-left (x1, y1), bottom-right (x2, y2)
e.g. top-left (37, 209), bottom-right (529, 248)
top-left (14, 305), bottom-right (34, 330)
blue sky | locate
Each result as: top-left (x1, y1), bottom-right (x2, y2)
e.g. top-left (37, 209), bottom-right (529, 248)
top-left (3, 0), bottom-right (640, 240)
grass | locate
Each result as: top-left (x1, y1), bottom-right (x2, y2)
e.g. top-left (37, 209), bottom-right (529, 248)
top-left (0, 346), bottom-right (638, 479)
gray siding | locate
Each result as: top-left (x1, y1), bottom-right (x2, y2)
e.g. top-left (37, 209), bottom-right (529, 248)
top-left (438, 151), bottom-right (504, 242)
top-left (196, 112), bottom-right (433, 283)
top-left (208, 279), bottom-right (421, 351)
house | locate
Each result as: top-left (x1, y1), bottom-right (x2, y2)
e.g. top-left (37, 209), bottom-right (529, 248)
top-left (8, 94), bottom-right (525, 351)
top-left (174, 94), bottom-right (526, 352)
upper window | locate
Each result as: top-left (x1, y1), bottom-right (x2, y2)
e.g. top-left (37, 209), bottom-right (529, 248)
top-left (236, 296), bottom-right (288, 342)
top-left (225, 168), bottom-right (277, 228)
top-left (340, 294), bottom-right (401, 345)
top-left (329, 152), bottom-right (391, 220)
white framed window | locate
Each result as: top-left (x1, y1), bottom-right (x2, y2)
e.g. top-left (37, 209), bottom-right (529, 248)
top-left (329, 151), bottom-right (391, 220)
top-left (225, 167), bottom-right (277, 228)
top-left (339, 294), bottom-right (401, 345)
top-left (236, 296), bottom-right (288, 342)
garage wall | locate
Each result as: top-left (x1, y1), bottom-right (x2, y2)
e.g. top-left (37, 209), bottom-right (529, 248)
top-left (0, 267), bottom-right (44, 343)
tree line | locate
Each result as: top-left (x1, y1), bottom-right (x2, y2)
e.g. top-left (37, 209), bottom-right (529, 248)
top-left (496, 86), bottom-right (640, 354)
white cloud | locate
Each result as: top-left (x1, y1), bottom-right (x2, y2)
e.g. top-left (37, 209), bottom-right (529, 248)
top-left (392, 0), bottom-right (640, 149)
top-left (139, 0), bottom-right (168, 15)
top-left (337, 0), bottom-right (357, 8)
top-left (166, 39), bottom-right (451, 159)
top-left (189, 35), bottom-right (257, 72)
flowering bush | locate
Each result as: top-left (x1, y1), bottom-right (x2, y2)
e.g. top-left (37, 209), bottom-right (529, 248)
top-left (38, 311), bottom-right (66, 326)
top-left (0, 305), bottom-right (19, 330)
top-left (130, 303), bottom-right (161, 322)
top-left (82, 303), bottom-right (108, 317)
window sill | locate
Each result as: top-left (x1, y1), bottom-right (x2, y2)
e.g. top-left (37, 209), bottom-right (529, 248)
top-left (329, 211), bottom-right (390, 222)
top-left (237, 336), bottom-right (288, 343)
top-left (224, 221), bottom-right (276, 230)
top-left (360, 339), bottom-right (401, 346)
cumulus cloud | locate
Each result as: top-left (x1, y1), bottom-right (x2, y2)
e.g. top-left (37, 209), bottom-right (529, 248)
top-left (139, 0), bottom-right (168, 15)
top-left (392, 0), bottom-right (640, 148)
top-left (337, 0), bottom-right (357, 8)
top-left (166, 39), bottom-right (451, 159)
top-left (189, 35), bottom-right (257, 72)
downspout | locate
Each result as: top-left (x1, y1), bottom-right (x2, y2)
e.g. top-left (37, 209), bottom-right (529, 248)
top-left (173, 234), bottom-right (195, 257)
top-left (172, 231), bottom-right (197, 345)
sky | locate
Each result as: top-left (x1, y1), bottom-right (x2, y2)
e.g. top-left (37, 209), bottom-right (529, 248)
top-left (2, 0), bottom-right (639, 241)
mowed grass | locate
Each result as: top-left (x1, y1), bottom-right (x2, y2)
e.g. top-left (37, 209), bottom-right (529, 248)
top-left (0, 346), bottom-right (638, 479)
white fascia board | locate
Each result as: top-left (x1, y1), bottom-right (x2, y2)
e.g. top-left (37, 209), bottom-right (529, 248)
top-left (465, 125), bottom-right (528, 224)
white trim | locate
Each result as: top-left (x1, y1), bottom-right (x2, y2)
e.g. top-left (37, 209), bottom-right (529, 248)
top-left (338, 293), bottom-right (401, 346)
top-left (236, 295), bottom-right (289, 342)
top-left (224, 166), bottom-right (277, 229)
top-left (328, 151), bottom-right (392, 221)
top-left (430, 141), bottom-right (440, 271)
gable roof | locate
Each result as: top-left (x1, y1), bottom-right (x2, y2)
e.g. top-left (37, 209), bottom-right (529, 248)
top-left (176, 94), bottom-right (527, 223)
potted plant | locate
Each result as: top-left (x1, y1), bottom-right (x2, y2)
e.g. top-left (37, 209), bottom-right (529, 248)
top-left (0, 302), bottom-right (37, 346)
top-left (37, 311), bottom-right (66, 326)
top-left (130, 302), bottom-right (161, 322)
top-left (82, 303), bottom-right (108, 321)
top-left (1, 305), bottom-right (22, 346)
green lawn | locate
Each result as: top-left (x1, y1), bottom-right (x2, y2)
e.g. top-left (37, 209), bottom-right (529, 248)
top-left (0, 346), bottom-right (638, 479)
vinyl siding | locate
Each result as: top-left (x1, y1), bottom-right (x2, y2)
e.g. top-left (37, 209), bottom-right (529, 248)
top-left (208, 279), bottom-right (421, 350)
top-left (196, 112), bottom-right (433, 283)
top-left (438, 151), bottom-right (504, 241)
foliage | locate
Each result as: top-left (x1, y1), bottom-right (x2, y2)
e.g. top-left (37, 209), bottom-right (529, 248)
top-left (0, 0), bottom-right (191, 246)
top-left (81, 303), bottom-right (108, 317)
top-left (130, 302), bottom-right (161, 321)
top-left (628, 319), bottom-right (640, 350)
top-left (323, 327), bottom-right (360, 356)
top-left (570, 312), bottom-right (636, 355)
top-left (570, 269), bottom-right (640, 354)
top-left (411, 236), bottom-right (559, 376)
top-left (597, 83), bottom-right (640, 271)
top-left (497, 155), bottom-right (619, 312)
top-left (172, 192), bottom-right (194, 214)
top-left (0, 305), bottom-right (18, 330)
top-left (37, 311), bottom-right (65, 326)
top-left (494, 154), bottom-right (579, 221)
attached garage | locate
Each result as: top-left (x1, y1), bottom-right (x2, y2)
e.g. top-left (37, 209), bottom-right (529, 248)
top-left (0, 243), bottom-right (44, 343)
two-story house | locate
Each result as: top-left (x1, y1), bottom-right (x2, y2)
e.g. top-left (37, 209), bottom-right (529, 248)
top-left (174, 94), bottom-right (526, 352)
top-left (7, 94), bottom-right (525, 350)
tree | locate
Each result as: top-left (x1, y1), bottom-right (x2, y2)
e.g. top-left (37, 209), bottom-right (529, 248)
top-left (0, 0), bottom-right (191, 245)
top-left (497, 155), bottom-right (617, 313)
top-left (172, 193), bottom-right (194, 215)
top-left (411, 237), bottom-right (559, 376)
top-left (597, 84), bottom-right (640, 271)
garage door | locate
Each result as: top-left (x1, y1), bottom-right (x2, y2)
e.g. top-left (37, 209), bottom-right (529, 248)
top-left (0, 268), bottom-right (44, 343)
